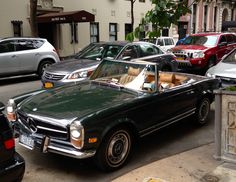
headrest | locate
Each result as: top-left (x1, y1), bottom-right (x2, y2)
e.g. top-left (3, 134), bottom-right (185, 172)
top-left (145, 72), bottom-right (155, 83)
top-left (128, 67), bottom-right (140, 76)
top-left (159, 73), bottom-right (176, 83)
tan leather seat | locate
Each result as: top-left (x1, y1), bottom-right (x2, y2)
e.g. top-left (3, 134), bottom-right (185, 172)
top-left (159, 73), bottom-right (176, 88)
top-left (119, 67), bottom-right (141, 85)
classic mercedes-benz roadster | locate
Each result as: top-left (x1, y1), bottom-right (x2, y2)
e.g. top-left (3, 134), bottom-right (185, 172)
top-left (6, 59), bottom-right (219, 171)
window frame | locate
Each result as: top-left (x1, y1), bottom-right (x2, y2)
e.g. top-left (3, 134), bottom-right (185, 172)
top-left (109, 23), bottom-right (118, 41)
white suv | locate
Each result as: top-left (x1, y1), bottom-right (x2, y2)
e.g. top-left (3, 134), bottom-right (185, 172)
top-left (0, 37), bottom-right (60, 78)
top-left (153, 37), bottom-right (175, 51)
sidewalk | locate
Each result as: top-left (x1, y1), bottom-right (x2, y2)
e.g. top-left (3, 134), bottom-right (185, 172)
top-left (112, 143), bottom-right (236, 182)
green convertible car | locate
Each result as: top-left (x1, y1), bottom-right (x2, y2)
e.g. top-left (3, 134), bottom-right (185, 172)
top-left (6, 59), bottom-right (219, 171)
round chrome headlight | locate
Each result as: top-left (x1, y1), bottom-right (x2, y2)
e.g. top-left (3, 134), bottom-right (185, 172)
top-left (70, 121), bottom-right (84, 149)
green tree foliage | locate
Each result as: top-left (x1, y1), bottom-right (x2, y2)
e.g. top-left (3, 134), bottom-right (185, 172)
top-left (126, 0), bottom-right (200, 41)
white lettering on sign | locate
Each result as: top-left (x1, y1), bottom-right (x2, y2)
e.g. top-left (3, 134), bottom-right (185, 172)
top-left (51, 17), bottom-right (66, 22)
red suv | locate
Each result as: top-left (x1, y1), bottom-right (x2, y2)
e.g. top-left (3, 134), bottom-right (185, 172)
top-left (170, 33), bottom-right (236, 72)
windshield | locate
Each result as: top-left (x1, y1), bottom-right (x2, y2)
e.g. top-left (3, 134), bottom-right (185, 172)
top-left (79, 44), bottom-right (123, 60)
top-left (222, 49), bottom-right (236, 64)
top-left (182, 35), bottom-right (218, 46)
top-left (90, 60), bottom-right (157, 92)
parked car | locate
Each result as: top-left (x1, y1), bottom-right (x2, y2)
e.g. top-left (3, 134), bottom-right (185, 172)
top-left (206, 48), bottom-right (236, 87)
top-left (0, 37), bottom-right (60, 78)
top-left (7, 59), bottom-right (219, 171)
top-left (41, 41), bottom-right (177, 88)
top-left (0, 102), bottom-right (25, 181)
top-left (170, 32), bottom-right (236, 73)
top-left (154, 37), bottom-right (176, 51)
top-left (141, 36), bottom-right (176, 51)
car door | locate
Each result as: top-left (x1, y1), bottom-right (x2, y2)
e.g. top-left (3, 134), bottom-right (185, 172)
top-left (133, 84), bottom-right (197, 136)
top-left (117, 45), bottom-right (139, 60)
top-left (0, 40), bottom-right (19, 75)
top-left (15, 39), bottom-right (39, 73)
top-left (217, 35), bottom-right (228, 60)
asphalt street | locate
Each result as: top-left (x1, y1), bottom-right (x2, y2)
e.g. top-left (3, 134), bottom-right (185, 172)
top-left (0, 75), bottom-right (216, 182)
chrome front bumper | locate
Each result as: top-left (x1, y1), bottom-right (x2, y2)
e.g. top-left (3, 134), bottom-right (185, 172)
top-left (15, 123), bottom-right (96, 159)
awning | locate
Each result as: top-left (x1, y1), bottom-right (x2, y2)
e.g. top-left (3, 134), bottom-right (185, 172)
top-left (222, 21), bottom-right (236, 31)
top-left (37, 10), bottom-right (95, 24)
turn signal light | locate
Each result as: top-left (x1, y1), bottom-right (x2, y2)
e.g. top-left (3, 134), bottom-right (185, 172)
top-left (88, 137), bottom-right (97, 143)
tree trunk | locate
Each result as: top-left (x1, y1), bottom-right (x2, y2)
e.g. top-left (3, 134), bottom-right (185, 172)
top-left (131, 0), bottom-right (135, 32)
top-left (30, 0), bottom-right (38, 37)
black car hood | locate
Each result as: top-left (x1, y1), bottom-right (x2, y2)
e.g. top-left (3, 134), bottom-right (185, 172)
top-left (45, 59), bottom-right (100, 74)
top-left (19, 82), bottom-right (138, 126)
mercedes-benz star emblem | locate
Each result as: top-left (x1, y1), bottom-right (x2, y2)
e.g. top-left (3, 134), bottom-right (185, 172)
top-left (27, 117), bottom-right (37, 133)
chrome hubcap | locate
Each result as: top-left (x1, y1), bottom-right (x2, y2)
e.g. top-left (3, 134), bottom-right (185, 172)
top-left (107, 131), bottom-right (130, 166)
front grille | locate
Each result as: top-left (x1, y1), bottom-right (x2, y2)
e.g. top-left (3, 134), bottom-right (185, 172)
top-left (43, 72), bottom-right (66, 81)
top-left (17, 110), bottom-right (68, 140)
top-left (173, 51), bottom-right (193, 59)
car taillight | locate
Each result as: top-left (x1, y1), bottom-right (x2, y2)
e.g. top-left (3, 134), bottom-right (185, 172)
top-left (4, 138), bottom-right (15, 150)
top-left (53, 49), bottom-right (60, 58)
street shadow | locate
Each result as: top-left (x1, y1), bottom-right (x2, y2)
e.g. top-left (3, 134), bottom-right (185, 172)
top-left (0, 75), bottom-right (39, 86)
top-left (19, 109), bottom-right (215, 182)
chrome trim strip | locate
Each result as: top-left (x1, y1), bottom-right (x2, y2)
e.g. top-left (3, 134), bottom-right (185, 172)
top-left (47, 145), bottom-right (96, 159)
top-left (139, 108), bottom-right (196, 137)
top-left (37, 126), bottom-right (67, 134)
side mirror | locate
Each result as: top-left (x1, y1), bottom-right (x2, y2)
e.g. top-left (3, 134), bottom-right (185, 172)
top-left (0, 102), bottom-right (5, 112)
top-left (218, 42), bottom-right (227, 47)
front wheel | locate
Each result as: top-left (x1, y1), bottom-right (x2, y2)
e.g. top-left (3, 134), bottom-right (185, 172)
top-left (95, 127), bottom-right (132, 171)
top-left (37, 60), bottom-right (54, 77)
top-left (194, 98), bottom-right (211, 126)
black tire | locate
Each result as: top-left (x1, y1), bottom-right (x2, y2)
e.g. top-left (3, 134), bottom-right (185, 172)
top-left (37, 60), bottom-right (54, 77)
top-left (95, 127), bottom-right (132, 171)
top-left (194, 98), bottom-right (211, 126)
top-left (208, 57), bottom-right (216, 68)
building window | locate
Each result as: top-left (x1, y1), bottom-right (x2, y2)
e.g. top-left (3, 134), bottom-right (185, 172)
top-left (204, 5), bottom-right (208, 32)
top-left (162, 28), bottom-right (169, 36)
top-left (125, 24), bottom-right (132, 39)
top-left (70, 23), bottom-right (78, 43)
top-left (139, 0), bottom-right (145, 2)
top-left (90, 22), bottom-right (99, 43)
top-left (109, 23), bottom-right (117, 41)
top-left (11, 21), bottom-right (23, 37)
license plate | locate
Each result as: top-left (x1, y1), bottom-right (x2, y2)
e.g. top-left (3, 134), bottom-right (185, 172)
top-left (19, 134), bottom-right (34, 150)
top-left (44, 82), bottom-right (54, 88)
top-left (176, 57), bottom-right (184, 61)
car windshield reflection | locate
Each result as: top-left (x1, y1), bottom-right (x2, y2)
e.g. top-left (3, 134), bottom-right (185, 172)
top-left (183, 35), bottom-right (218, 46)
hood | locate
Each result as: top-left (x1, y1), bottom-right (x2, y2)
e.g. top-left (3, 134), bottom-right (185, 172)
top-left (19, 82), bottom-right (138, 126)
top-left (208, 62), bottom-right (236, 79)
top-left (45, 58), bottom-right (100, 74)
top-left (172, 45), bottom-right (208, 51)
